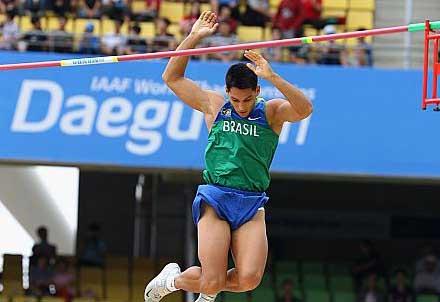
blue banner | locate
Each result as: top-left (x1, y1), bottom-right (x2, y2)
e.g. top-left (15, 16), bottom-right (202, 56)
top-left (0, 51), bottom-right (438, 178)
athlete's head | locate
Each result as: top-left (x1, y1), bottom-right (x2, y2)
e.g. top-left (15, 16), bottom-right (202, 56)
top-left (225, 63), bottom-right (260, 117)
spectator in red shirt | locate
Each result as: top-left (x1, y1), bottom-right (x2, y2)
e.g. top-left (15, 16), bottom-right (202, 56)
top-left (302, 0), bottom-right (326, 29)
top-left (273, 0), bottom-right (303, 39)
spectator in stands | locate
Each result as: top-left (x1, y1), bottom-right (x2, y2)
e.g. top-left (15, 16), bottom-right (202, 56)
top-left (31, 225), bottom-right (57, 266)
top-left (52, 258), bottom-right (75, 302)
top-left (49, 15), bottom-right (74, 53)
top-left (263, 27), bottom-right (283, 62)
top-left (78, 222), bottom-right (107, 267)
top-left (49, 0), bottom-right (72, 17)
top-left (180, 1), bottom-right (201, 38)
top-left (218, 5), bottom-right (238, 33)
top-left (101, 19), bottom-right (127, 55)
top-left (0, 0), bottom-right (19, 15)
top-left (317, 25), bottom-right (347, 66)
top-left (272, 0), bottom-right (303, 39)
top-left (0, 9), bottom-right (19, 50)
top-left (77, 0), bottom-right (101, 18)
top-left (204, 21), bottom-right (238, 62)
top-left (348, 28), bottom-right (373, 67)
top-left (240, 0), bottom-right (272, 28)
top-left (415, 246), bottom-right (438, 274)
top-left (102, 0), bottom-right (129, 22)
top-left (290, 44), bottom-right (310, 64)
top-left (351, 240), bottom-right (386, 294)
top-left (78, 21), bottom-right (100, 54)
top-left (301, 0), bottom-right (326, 30)
top-left (126, 22), bottom-right (148, 54)
top-left (358, 273), bottom-right (386, 302)
top-left (389, 269), bottom-right (414, 302)
top-left (151, 17), bottom-right (177, 52)
top-left (29, 257), bottom-right (53, 297)
top-left (23, 0), bottom-right (47, 17)
top-left (277, 278), bottom-right (302, 302)
top-left (414, 254), bottom-right (440, 295)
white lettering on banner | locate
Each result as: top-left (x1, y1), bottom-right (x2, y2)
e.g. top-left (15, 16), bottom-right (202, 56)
top-left (166, 101), bottom-right (204, 140)
top-left (11, 80), bottom-right (63, 132)
top-left (126, 100), bottom-right (169, 155)
top-left (60, 95), bottom-right (97, 135)
top-left (96, 97), bottom-right (132, 137)
top-left (10, 79), bottom-right (312, 156)
top-left (90, 76), bottom-right (132, 93)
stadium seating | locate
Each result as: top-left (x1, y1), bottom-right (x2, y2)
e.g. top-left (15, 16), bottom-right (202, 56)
top-left (237, 26), bottom-right (264, 42)
top-left (159, 2), bottom-right (185, 23)
top-left (2, 254), bottom-right (23, 297)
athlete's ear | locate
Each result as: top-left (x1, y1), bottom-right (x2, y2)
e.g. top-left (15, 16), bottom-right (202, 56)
top-left (256, 85), bottom-right (260, 96)
top-left (225, 86), bottom-right (230, 94)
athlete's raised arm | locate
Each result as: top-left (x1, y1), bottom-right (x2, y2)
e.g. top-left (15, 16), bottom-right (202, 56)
top-left (162, 11), bottom-right (223, 115)
top-left (244, 50), bottom-right (313, 131)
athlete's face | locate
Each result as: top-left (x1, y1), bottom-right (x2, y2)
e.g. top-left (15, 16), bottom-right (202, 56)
top-left (226, 86), bottom-right (260, 117)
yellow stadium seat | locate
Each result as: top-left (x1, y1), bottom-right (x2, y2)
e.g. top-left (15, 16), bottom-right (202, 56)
top-left (106, 257), bottom-right (129, 301)
top-left (269, 0), bottom-right (281, 9)
top-left (72, 299), bottom-right (94, 302)
top-left (12, 296), bottom-right (38, 302)
top-left (2, 255), bottom-right (23, 296)
top-left (0, 13), bottom-right (6, 24)
top-left (200, 3), bottom-right (211, 13)
top-left (347, 10), bottom-right (373, 29)
top-left (168, 23), bottom-right (182, 41)
top-left (323, 0), bottom-right (348, 9)
top-left (349, 0), bottom-right (375, 11)
top-left (237, 26), bottom-right (264, 42)
top-left (132, 1), bottom-right (146, 14)
top-left (74, 19), bottom-right (100, 35)
top-left (140, 21), bottom-right (154, 37)
top-left (40, 298), bottom-right (64, 302)
top-left (322, 8), bottom-right (347, 17)
top-left (19, 16), bottom-right (34, 32)
top-left (78, 266), bottom-right (105, 298)
top-left (46, 16), bottom-right (74, 32)
top-left (102, 18), bottom-right (129, 35)
top-left (131, 258), bottom-right (154, 302)
top-left (159, 2), bottom-right (184, 23)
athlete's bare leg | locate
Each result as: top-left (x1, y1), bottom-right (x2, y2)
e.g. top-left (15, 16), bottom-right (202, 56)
top-left (225, 209), bottom-right (268, 292)
top-left (174, 203), bottom-right (231, 295)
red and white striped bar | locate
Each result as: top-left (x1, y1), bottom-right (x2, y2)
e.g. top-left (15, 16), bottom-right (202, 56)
top-left (0, 21), bottom-right (438, 71)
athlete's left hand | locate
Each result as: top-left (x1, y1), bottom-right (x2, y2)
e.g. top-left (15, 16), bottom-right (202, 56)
top-left (244, 50), bottom-right (276, 80)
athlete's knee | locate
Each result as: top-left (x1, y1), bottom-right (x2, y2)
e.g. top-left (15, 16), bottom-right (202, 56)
top-left (237, 270), bottom-right (264, 291)
top-left (200, 276), bottom-right (226, 294)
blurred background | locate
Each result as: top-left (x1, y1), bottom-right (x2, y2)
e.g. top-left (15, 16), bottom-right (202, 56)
top-left (0, 1), bottom-right (440, 302)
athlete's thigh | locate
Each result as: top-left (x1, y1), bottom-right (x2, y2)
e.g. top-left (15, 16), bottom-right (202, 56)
top-left (230, 210), bottom-right (268, 273)
top-left (198, 203), bottom-right (231, 278)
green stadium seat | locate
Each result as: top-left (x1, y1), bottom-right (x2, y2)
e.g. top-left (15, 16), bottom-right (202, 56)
top-left (417, 295), bottom-right (439, 302)
top-left (305, 289), bottom-right (331, 302)
top-left (224, 292), bottom-right (248, 302)
top-left (302, 261), bottom-right (324, 274)
top-left (275, 261), bottom-right (300, 274)
top-left (303, 274), bottom-right (327, 290)
top-left (330, 276), bottom-right (353, 292)
top-left (253, 286), bottom-right (276, 302)
top-left (333, 290), bottom-right (356, 302)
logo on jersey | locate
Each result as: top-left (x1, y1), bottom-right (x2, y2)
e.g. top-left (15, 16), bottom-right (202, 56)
top-left (221, 108), bottom-right (232, 117)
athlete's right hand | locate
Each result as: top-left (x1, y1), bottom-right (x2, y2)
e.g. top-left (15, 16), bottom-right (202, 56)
top-left (190, 11), bottom-right (218, 39)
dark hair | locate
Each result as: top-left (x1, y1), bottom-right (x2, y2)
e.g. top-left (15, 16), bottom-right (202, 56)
top-left (225, 63), bottom-right (258, 90)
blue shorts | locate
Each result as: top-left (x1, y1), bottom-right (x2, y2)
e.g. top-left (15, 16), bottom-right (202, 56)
top-left (192, 184), bottom-right (269, 230)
